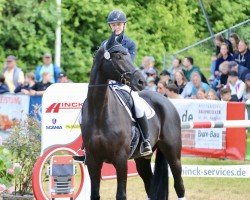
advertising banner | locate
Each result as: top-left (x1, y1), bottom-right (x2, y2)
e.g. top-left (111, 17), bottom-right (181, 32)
top-left (170, 99), bottom-right (227, 149)
top-left (0, 94), bottom-right (30, 140)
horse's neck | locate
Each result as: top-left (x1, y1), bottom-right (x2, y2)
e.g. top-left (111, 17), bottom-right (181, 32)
top-left (88, 73), bottom-right (110, 123)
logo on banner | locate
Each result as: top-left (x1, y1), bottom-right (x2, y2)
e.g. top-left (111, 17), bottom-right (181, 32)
top-left (45, 102), bottom-right (83, 113)
top-left (46, 118), bottom-right (62, 129)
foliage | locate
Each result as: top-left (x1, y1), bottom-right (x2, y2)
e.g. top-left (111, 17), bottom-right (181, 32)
top-left (0, 0), bottom-right (249, 81)
top-left (3, 115), bottom-right (41, 196)
top-left (0, 147), bottom-right (13, 188)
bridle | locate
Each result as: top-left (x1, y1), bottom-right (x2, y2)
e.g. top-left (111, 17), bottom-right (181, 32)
top-left (88, 44), bottom-right (140, 88)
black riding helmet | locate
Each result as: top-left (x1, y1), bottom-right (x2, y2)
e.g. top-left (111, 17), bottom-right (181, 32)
top-left (107, 10), bottom-right (127, 24)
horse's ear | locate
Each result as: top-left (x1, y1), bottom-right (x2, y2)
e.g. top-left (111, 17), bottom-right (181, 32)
top-left (116, 31), bottom-right (124, 44)
top-left (106, 31), bottom-right (116, 49)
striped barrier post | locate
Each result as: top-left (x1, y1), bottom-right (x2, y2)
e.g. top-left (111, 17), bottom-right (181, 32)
top-left (181, 120), bottom-right (250, 129)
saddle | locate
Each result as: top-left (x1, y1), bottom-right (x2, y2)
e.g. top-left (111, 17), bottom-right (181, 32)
top-left (110, 86), bottom-right (155, 159)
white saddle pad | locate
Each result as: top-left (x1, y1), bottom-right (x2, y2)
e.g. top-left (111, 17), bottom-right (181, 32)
top-left (112, 89), bottom-right (156, 122)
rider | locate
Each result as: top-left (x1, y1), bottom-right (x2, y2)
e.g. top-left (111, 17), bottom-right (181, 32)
top-left (73, 10), bottom-right (152, 163)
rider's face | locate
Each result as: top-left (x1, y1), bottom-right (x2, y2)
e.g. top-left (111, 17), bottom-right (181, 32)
top-left (110, 22), bottom-right (125, 35)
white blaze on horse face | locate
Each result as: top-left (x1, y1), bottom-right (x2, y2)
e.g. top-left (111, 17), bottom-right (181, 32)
top-left (110, 22), bottom-right (125, 35)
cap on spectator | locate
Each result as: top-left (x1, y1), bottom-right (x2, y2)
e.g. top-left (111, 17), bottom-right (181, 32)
top-left (146, 68), bottom-right (156, 75)
top-left (245, 73), bottom-right (250, 81)
top-left (43, 53), bottom-right (52, 57)
top-left (228, 61), bottom-right (238, 69)
top-left (147, 76), bottom-right (155, 83)
top-left (58, 72), bottom-right (66, 78)
top-left (228, 71), bottom-right (238, 77)
top-left (6, 55), bottom-right (17, 61)
top-left (160, 70), bottom-right (170, 76)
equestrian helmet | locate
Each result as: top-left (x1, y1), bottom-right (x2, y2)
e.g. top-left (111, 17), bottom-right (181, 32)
top-left (107, 10), bottom-right (127, 24)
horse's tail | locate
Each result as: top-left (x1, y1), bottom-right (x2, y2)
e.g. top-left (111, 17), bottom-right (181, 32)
top-left (149, 149), bottom-right (169, 199)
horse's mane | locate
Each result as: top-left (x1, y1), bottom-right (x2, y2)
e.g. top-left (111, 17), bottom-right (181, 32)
top-left (89, 46), bottom-right (104, 85)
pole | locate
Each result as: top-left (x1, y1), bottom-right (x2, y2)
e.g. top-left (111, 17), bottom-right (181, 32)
top-left (199, 0), bottom-right (214, 37)
top-left (55, 0), bottom-right (61, 67)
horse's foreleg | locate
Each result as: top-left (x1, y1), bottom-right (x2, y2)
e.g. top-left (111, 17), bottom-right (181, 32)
top-left (86, 157), bottom-right (103, 200)
top-left (134, 157), bottom-right (152, 196)
top-left (114, 154), bottom-right (128, 200)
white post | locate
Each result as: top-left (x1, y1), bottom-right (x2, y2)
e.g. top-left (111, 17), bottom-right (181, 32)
top-left (55, 0), bottom-right (61, 67)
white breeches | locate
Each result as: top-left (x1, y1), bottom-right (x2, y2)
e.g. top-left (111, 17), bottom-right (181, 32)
top-left (118, 84), bottom-right (146, 118)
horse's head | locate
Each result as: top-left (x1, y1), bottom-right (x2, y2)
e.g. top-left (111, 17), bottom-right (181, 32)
top-left (100, 32), bottom-right (146, 91)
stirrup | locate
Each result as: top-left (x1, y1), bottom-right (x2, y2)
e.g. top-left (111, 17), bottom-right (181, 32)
top-left (73, 148), bottom-right (86, 163)
top-left (140, 141), bottom-right (152, 156)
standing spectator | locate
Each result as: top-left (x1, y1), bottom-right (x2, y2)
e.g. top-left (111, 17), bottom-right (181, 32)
top-left (35, 53), bottom-right (61, 83)
top-left (30, 71), bottom-right (52, 96)
top-left (182, 56), bottom-right (208, 83)
top-left (220, 87), bottom-right (238, 102)
top-left (229, 33), bottom-right (240, 54)
top-left (168, 58), bottom-right (183, 79)
top-left (189, 71), bottom-right (210, 98)
top-left (2, 55), bottom-right (24, 93)
top-left (214, 34), bottom-right (233, 56)
top-left (165, 84), bottom-right (183, 99)
top-left (215, 43), bottom-right (234, 73)
top-left (14, 72), bottom-right (36, 94)
top-left (140, 56), bottom-right (155, 80)
top-left (57, 72), bottom-right (73, 83)
top-left (157, 80), bottom-right (168, 97)
top-left (243, 73), bottom-right (250, 102)
top-left (0, 74), bottom-right (9, 94)
top-left (224, 71), bottom-right (245, 101)
top-left (234, 40), bottom-right (250, 70)
top-left (228, 61), bottom-right (250, 81)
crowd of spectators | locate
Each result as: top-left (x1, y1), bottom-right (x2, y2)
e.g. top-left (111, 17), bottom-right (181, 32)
top-left (141, 33), bottom-right (250, 102)
top-left (0, 53), bottom-right (71, 96)
top-left (0, 33), bottom-right (250, 103)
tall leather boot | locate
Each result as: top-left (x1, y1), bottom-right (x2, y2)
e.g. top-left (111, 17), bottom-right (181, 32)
top-left (136, 115), bottom-right (152, 156)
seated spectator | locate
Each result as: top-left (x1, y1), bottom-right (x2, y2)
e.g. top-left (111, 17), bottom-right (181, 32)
top-left (189, 71), bottom-right (210, 98)
top-left (2, 55), bottom-right (24, 93)
top-left (146, 68), bottom-right (159, 84)
top-left (206, 89), bottom-right (219, 100)
top-left (243, 73), bottom-right (250, 102)
top-left (145, 77), bottom-right (157, 91)
top-left (196, 88), bottom-right (207, 99)
top-left (140, 56), bottom-right (151, 79)
top-left (157, 80), bottom-right (168, 97)
top-left (220, 87), bottom-right (238, 102)
top-left (224, 71), bottom-right (245, 101)
top-left (212, 61), bottom-right (229, 91)
top-left (57, 72), bottom-right (73, 83)
top-left (214, 42), bottom-right (234, 73)
top-left (214, 34), bottom-right (233, 56)
top-left (30, 71), bottom-right (52, 96)
top-left (14, 72), bottom-right (36, 94)
top-left (0, 74), bottom-right (9, 94)
top-left (229, 33), bottom-right (240, 54)
top-left (228, 61), bottom-right (250, 81)
top-left (165, 84), bottom-right (183, 99)
top-left (35, 53), bottom-right (61, 83)
top-left (168, 58), bottom-right (183, 79)
top-left (182, 56), bottom-right (208, 84)
top-left (159, 70), bottom-right (171, 85)
top-left (234, 40), bottom-right (250, 69)
top-left (173, 70), bottom-right (188, 95)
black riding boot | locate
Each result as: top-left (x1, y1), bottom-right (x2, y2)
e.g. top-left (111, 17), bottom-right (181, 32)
top-left (136, 115), bottom-right (152, 156)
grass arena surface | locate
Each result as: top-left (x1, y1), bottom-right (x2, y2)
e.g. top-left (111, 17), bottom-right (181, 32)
top-left (101, 157), bottom-right (250, 200)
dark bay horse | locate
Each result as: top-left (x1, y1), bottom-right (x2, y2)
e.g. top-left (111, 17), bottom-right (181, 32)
top-left (82, 32), bottom-right (185, 200)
